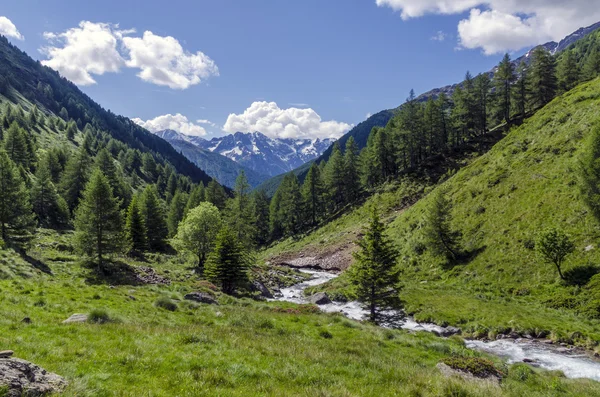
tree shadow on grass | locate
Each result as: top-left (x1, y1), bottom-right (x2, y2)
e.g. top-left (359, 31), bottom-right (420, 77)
top-left (441, 246), bottom-right (487, 270)
top-left (563, 265), bottom-right (600, 286)
top-left (84, 260), bottom-right (144, 286)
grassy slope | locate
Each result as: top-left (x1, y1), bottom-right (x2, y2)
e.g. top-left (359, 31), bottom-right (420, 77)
top-left (5, 234), bottom-right (600, 395)
top-left (265, 79), bottom-right (600, 347)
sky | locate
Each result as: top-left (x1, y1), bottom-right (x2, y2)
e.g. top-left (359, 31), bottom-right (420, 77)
top-left (1, 0), bottom-right (600, 140)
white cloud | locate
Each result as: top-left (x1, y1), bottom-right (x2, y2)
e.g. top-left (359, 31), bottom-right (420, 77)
top-left (196, 119), bottom-right (219, 128)
top-left (223, 101), bottom-right (352, 140)
top-left (133, 113), bottom-right (207, 136)
top-left (40, 22), bottom-right (218, 89)
top-left (377, 0), bottom-right (600, 54)
top-left (122, 31), bottom-right (219, 90)
top-left (431, 31), bottom-right (447, 41)
top-left (0, 16), bottom-right (24, 40)
top-left (41, 22), bottom-right (124, 85)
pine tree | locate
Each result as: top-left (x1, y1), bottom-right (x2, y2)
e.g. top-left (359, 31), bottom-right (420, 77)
top-left (582, 49), bottom-right (600, 81)
top-left (185, 183), bottom-right (205, 216)
top-left (32, 153), bottom-right (69, 227)
top-left (59, 107), bottom-right (69, 121)
top-left (172, 202), bottom-right (222, 272)
top-left (529, 46), bottom-right (557, 109)
top-left (557, 50), bottom-right (580, 93)
top-left (493, 54), bottom-right (516, 125)
top-left (206, 180), bottom-right (228, 210)
top-left (513, 61), bottom-right (530, 121)
top-left (205, 226), bottom-right (250, 295)
top-left (124, 195), bottom-right (147, 254)
top-left (423, 189), bottom-right (462, 262)
top-left (139, 185), bottom-right (168, 251)
top-left (167, 190), bottom-right (189, 237)
top-left (302, 163), bottom-right (325, 227)
top-left (73, 169), bottom-right (123, 269)
top-left (343, 137), bottom-right (361, 203)
top-left (3, 122), bottom-right (30, 169)
top-left (60, 147), bottom-right (91, 211)
top-left (278, 173), bottom-right (303, 236)
top-left (269, 188), bottom-right (284, 240)
top-left (473, 73), bottom-right (491, 134)
top-left (65, 121), bottom-right (77, 140)
top-left (324, 142), bottom-right (346, 211)
top-left (0, 150), bottom-right (34, 244)
top-left (228, 171), bottom-right (254, 247)
top-left (349, 209), bottom-right (400, 324)
top-left (250, 189), bottom-right (270, 246)
top-left (95, 148), bottom-right (130, 206)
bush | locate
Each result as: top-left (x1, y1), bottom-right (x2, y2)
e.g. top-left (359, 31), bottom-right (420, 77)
top-left (155, 296), bottom-right (178, 312)
top-left (441, 356), bottom-right (503, 378)
top-left (88, 308), bottom-right (111, 324)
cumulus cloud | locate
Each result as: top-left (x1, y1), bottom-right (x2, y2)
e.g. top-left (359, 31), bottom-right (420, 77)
top-left (377, 0), bottom-right (600, 54)
top-left (0, 16), bottom-right (24, 40)
top-left (41, 22), bottom-right (123, 86)
top-left (430, 31), bottom-right (447, 42)
top-left (223, 101), bottom-right (352, 140)
top-left (133, 113), bottom-right (207, 136)
top-left (40, 22), bottom-right (218, 88)
top-left (122, 31), bottom-right (219, 90)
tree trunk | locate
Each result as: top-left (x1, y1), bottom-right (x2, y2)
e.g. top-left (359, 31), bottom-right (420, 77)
top-left (556, 262), bottom-right (565, 280)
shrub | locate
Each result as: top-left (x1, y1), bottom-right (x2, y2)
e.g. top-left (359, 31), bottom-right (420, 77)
top-left (88, 308), bottom-right (111, 324)
top-left (441, 356), bottom-right (503, 378)
top-left (155, 296), bottom-right (178, 312)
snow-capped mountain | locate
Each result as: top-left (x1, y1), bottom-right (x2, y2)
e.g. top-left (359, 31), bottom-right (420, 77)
top-left (191, 132), bottom-right (335, 177)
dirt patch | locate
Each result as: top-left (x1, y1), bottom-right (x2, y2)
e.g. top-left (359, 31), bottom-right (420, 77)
top-left (269, 243), bottom-right (357, 271)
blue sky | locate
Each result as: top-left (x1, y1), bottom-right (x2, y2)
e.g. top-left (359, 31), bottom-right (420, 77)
top-left (1, 0), bottom-right (599, 139)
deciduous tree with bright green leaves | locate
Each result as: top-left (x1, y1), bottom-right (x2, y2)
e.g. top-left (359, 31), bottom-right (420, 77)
top-left (537, 227), bottom-right (575, 280)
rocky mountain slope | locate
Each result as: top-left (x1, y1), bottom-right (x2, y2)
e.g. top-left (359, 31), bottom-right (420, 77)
top-left (154, 130), bottom-right (269, 188)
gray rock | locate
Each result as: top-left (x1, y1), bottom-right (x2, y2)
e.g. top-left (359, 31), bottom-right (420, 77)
top-left (0, 351), bottom-right (13, 358)
top-left (0, 357), bottom-right (67, 396)
top-left (62, 313), bottom-right (88, 324)
top-left (308, 292), bottom-right (331, 305)
top-left (436, 362), bottom-right (500, 385)
top-left (184, 292), bottom-right (218, 305)
top-left (441, 326), bottom-right (461, 337)
top-left (252, 281), bottom-right (273, 299)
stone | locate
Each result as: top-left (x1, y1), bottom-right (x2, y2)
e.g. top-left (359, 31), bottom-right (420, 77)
top-left (440, 326), bottom-right (461, 337)
top-left (308, 292), bottom-right (331, 305)
top-left (184, 292), bottom-right (218, 305)
top-left (252, 281), bottom-right (273, 299)
top-left (0, 357), bottom-right (67, 396)
top-left (436, 362), bottom-right (501, 386)
top-left (0, 351), bottom-right (14, 358)
top-left (522, 358), bottom-right (536, 363)
top-left (62, 313), bottom-right (88, 324)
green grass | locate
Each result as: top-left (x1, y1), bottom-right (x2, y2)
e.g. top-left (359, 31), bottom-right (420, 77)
top-left (2, 231), bottom-right (600, 395)
top-left (266, 79), bottom-right (600, 350)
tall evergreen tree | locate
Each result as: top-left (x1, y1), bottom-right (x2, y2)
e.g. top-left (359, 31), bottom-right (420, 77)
top-left (0, 150), bottom-right (34, 243)
top-left (528, 46), bottom-right (557, 109)
top-left (60, 146), bottom-right (92, 211)
top-left (167, 190), bottom-right (189, 237)
top-left (65, 121), bottom-right (77, 140)
top-left (124, 195), bottom-right (147, 254)
top-left (206, 180), bottom-right (228, 210)
top-left (343, 137), bottom-right (361, 203)
top-left (349, 209), bottom-right (400, 324)
top-left (185, 183), bottom-right (205, 216)
top-left (32, 153), bottom-right (69, 227)
top-left (269, 187), bottom-right (284, 240)
top-left (250, 189), bottom-right (270, 246)
top-left (139, 185), bottom-right (168, 251)
top-left (557, 50), bottom-right (580, 93)
top-left (582, 49), bottom-right (600, 81)
top-left (3, 122), bottom-right (30, 169)
top-left (278, 173), bottom-right (303, 236)
top-left (228, 171), bottom-right (254, 247)
top-left (73, 169), bottom-right (123, 269)
top-left (205, 226), bottom-right (250, 295)
top-left (493, 54), bottom-right (516, 125)
top-left (324, 142), bottom-right (346, 211)
top-left (513, 61), bottom-right (530, 121)
top-left (473, 73), bottom-right (491, 134)
top-left (95, 148), bottom-right (130, 206)
top-left (423, 189), bottom-right (462, 262)
top-left (302, 163), bottom-right (325, 227)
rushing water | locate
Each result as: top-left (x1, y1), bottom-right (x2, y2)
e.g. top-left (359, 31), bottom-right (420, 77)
top-left (274, 269), bottom-right (600, 382)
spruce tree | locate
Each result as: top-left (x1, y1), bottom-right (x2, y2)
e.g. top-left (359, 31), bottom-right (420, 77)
top-left (493, 54), bottom-right (516, 125)
top-left (581, 125), bottom-right (600, 221)
top-left (250, 189), bottom-right (270, 246)
top-left (557, 50), bottom-right (580, 93)
top-left (95, 148), bottom-right (130, 206)
top-left (343, 137), bottom-right (361, 203)
top-left (3, 122), bottom-right (30, 169)
top-left (185, 183), bottom-right (205, 216)
top-left (423, 189), bottom-right (462, 262)
top-left (167, 190), bottom-right (189, 237)
top-left (324, 142), bottom-right (346, 211)
top-left (302, 163), bottom-right (325, 227)
top-left (32, 153), bottom-right (69, 227)
top-left (529, 46), bottom-right (557, 109)
top-left (205, 226), bottom-right (250, 295)
top-left (349, 209), bottom-right (400, 324)
top-left (269, 188), bottom-right (284, 239)
top-left (278, 173), bottom-right (303, 236)
top-left (139, 185), bottom-right (168, 251)
top-left (206, 180), bottom-right (228, 210)
top-left (65, 121), bottom-right (77, 140)
top-left (473, 73), bottom-right (491, 134)
top-left (513, 61), bottom-right (530, 121)
top-left (124, 195), bottom-right (147, 254)
top-left (0, 150), bottom-right (34, 244)
top-left (73, 169), bottom-right (123, 269)
top-left (228, 171), bottom-right (254, 247)
top-left (582, 49), bottom-right (600, 81)
top-left (60, 147), bottom-right (91, 211)
top-left (171, 202), bottom-right (222, 272)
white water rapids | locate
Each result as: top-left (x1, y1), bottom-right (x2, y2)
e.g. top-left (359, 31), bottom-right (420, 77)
top-left (273, 269), bottom-right (600, 382)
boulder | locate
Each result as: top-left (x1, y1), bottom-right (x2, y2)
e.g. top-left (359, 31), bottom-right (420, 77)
top-left (62, 313), bottom-right (88, 324)
top-left (0, 351), bottom-right (13, 358)
top-left (184, 292), bottom-right (218, 305)
top-left (252, 281), bottom-right (273, 299)
top-left (0, 357), bottom-right (67, 396)
top-left (438, 326), bottom-right (461, 337)
top-left (308, 292), bottom-right (331, 305)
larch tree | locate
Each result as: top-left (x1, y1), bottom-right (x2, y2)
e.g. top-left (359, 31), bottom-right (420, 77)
top-left (529, 46), bottom-right (557, 109)
top-left (139, 184), bottom-right (168, 251)
top-left (493, 53), bottom-right (516, 125)
top-left (124, 195), bottom-right (147, 255)
top-left (31, 153), bottom-right (69, 228)
top-left (557, 50), bottom-right (580, 93)
top-left (205, 226), bottom-right (250, 295)
top-left (343, 137), bottom-right (361, 203)
top-left (73, 169), bottom-right (123, 270)
top-left (250, 189), bottom-right (270, 246)
top-left (302, 162), bottom-right (325, 227)
top-left (167, 190), bottom-right (189, 237)
top-left (349, 208), bottom-right (400, 324)
top-left (423, 189), bottom-right (462, 262)
top-left (324, 142), bottom-right (347, 211)
top-left (0, 149), bottom-right (34, 244)
top-left (60, 146), bottom-right (92, 211)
